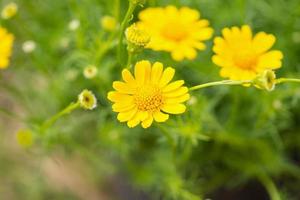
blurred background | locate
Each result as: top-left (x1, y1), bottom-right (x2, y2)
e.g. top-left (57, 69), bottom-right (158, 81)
top-left (1, 0), bottom-right (300, 199)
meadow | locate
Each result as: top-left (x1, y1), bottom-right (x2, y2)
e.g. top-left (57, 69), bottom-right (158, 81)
top-left (1, 0), bottom-right (300, 199)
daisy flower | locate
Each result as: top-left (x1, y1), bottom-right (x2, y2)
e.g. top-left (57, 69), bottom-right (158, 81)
top-left (78, 90), bottom-right (97, 110)
top-left (1, 2), bottom-right (18, 19)
top-left (0, 27), bottom-right (14, 69)
top-left (212, 25), bottom-right (283, 81)
top-left (107, 60), bottom-right (190, 128)
top-left (137, 6), bottom-right (213, 61)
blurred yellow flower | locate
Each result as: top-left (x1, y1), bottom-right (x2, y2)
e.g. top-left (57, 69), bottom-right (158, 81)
top-left (137, 6), bottom-right (213, 61)
top-left (16, 129), bottom-right (33, 148)
top-left (101, 15), bottom-right (117, 31)
top-left (212, 25), bottom-right (283, 81)
top-left (1, 2), bottom-right (17, 19)
top-left (0, 27), bottom-right (14, 69)
top-left (78, 89), bottom-right (97, 110)
top-left (108, 60), bottom-right (190, 128)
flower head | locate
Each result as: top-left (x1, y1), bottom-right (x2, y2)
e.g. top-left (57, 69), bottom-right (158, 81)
top-left (0, 27), bottom-right (14, 69)
top-left (1, 2), bottom-right (18, 19)
top-left (22, 40), bottom-right (36, 53)
top-left (125, 23), bottom-right (150, 52)
top-left (101, 16), bottom-right (117, 31)
top-left (83, 65), bottom-right (98, 79)
top-left (16, 129), bottom-right (33, 148)
top-left (78, 89), bottom-right (97, 110)
top-left (253, 70), bottom-right (276, 91)
top-left (137, 6), bottom-right (213, 61)
top-left (107, 60), bottom-right (190, 128)
top-left (68, 19), bottom-right (80, 31)
top-left (212, 25), bottom-right (283, 81)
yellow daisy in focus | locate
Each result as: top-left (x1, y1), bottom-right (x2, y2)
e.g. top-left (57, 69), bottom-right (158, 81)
top-left (137, 6), bottom-right (213, 61)
top-left (212, 25), bottom-right (283, 81)
top-left (0, 27), bottom-right (14, 69)
top-left (107, 60), bottom-right (190, 128)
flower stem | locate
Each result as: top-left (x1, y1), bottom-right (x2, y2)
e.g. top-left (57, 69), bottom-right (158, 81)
top-left (276, 78), bottom-right (300, 84)
top-left (126, 51), bottom-right (133, 69)
top-left (189, 80), bottom-right (253, 91)
top-left (41, 101), bottom-right (80, 132)
top-left (117, 1), bottom-right (137, 65)
top-left (258, 174), bottom-right (281, 200)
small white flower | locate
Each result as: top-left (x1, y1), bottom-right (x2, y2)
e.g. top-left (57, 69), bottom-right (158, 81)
top-left (78, 89), bottom-right (97, 110)
top-left (68, 19), bottom-right (80, 31)
top-left (22, 40), bottom-right (36, 53)
top-left (83, 65), bottom-right (98, 79)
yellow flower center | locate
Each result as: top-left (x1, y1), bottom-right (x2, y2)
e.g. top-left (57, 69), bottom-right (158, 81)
top-left (161, 21), bottom-right (187, 42)
top-left (234, 53), bottom-right (258, 70)
top-left (134, 85), bottom-right (164, 111)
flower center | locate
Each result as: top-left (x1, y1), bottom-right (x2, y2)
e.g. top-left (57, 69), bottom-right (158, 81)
top-left (161, 21), bottom-right (187, 42)
top-left (234, 53), bottom-right (258, 70)
top-left (134, 85), bottom-right (164, 111)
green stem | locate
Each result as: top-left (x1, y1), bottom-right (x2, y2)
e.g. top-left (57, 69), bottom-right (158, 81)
top-left (189, 80), bottom-right (253, 91)
top-left (258, 174), bottom-right (281, 200)
top-left (117, 1), bottom-right (137, 65)
top-left (114, 0), bottom-right (120, 21)
top-left (126, 51), bottom-right (133, 69)
top-left (276, 78), bottom-right (300, 84)
top-left (41, 102), bottom-right (80, 132)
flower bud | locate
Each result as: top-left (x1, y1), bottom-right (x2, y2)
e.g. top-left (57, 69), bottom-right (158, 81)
top-left (125, 23), bottom-right (150, 53)
top-left (101, 16), bottom-right (117, 31)
top-left (1, 2), bottom-right (18, 19)
top-left (78, 89), bottom-right (97, 110)
top-left (253, 70), bottom-right (276, 91)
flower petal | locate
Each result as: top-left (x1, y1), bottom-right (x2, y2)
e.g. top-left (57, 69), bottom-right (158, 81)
top-left (151, 62), bottom-right (163, 84)
top-left (161, 104), bottom-right (186, 114)
top-left (165, 93), bottom-right (190, 104)
top-left (163, 80), bottom-right (185, 92)
top-left (153, 111), bottom-right (169, 122)
top-left (117, 107), bottom-right (137, 122)
top-left (159, 67), bottom-right (175, 87)
top-left (141, 115), bottom-right (154, 129)
top-left (135, 60), bottom-right (151, 85)
top-left (113, 81), bottom-right (135, 94)
top-left (253, 32), bottom-right (276, 54)
top-left (122, 69), bottom-right (136, 84)
top-left (163, 87), bottom-right (189, 98)
top-left (107, 91), bottom-right (133, 103)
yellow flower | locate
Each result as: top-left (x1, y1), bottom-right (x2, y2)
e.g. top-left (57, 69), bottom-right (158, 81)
top-left (212, 25), bottom-right (283, 81)
top-left (16, 129), bottom-right (33, 148)
top-left (1, 2), bottom-right (17, 19)
top-left (125, 23), bottom-right (150, 52)
top-left (101, 16), bottom-right (117, 31)
top-left (107, 60), bottom-right (190, 128)
top-left (0, 27), bottom-right (14, 69)
top-left (137, 6), bottom-right (213, 61)
top-left (78, 89), bottom-right (97, 110)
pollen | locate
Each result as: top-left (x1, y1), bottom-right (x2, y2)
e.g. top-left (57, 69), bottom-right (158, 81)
top-left (134, 85), bottom-right (163, 111)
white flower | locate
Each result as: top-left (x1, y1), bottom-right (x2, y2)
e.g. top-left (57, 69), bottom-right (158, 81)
top-left (78, 89), bottom-right (97, 110)
top-left (83, 65), bottom-right (98, 79)
top-left (22, 40), bottom-right (36, 53)
top-left (68, 19), bottom-right (80, 31)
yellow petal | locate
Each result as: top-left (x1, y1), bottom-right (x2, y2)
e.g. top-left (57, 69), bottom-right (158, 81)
top-left (141, 115), bottom-right (154, 129)
top-left (163, 80), bottom-right (185, 92)
top-left (164, 87), bottom-right (188, 98)
top-left (122, 69), bottom-right (136, 84)
top-left (127, 113), bottom-right (141, 128)
top-left (113, 81), bottom-right (135, 94)
top-left (117, 108), bottom-right (137, 122)
top-left (165, 93), bottom-right (190, 104)
top-left (159, 67), bottom-right (175, 87)
top-left (151, 62), bottom-right (163, 84)
top-left (241, 25), bottom-right (252, 40)
top-left (112, 102), bottom-right (135, 112)
top-left (107, 91), bottom-right (133, 103)
top-left (257, 50), bottom-right (283, 70)
top-left (137, 111), bottom-right (149, 121)
top-left (135, 60), bottom-right (151, 84)
top-left (161, 104), bottom-right (186, 114)
top-left (253, 32), bottom-right (276, 54)
top-left (153, 111), bottom-right (169, 122)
